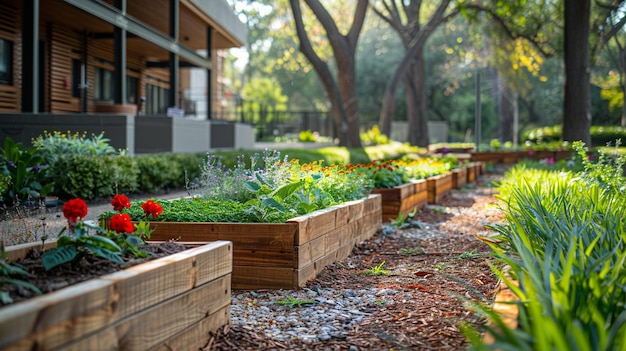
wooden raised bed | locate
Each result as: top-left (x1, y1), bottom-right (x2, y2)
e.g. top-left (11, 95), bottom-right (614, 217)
top-left (467, 162), bottom-right (477, 182)
top-left (451, 167), bottom-right (468, 189)
top-left (147, 194), bottom-right (382, 290)
top-left (427, 172), bottom-right (453, 204)
top-left (0, 241), bottom-right (232, 351)
top-left (371, 180), bottom-right (427, 222)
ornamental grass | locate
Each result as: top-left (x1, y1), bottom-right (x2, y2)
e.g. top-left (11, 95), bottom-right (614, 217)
top-left (466, 142), bottom-right (626, 350)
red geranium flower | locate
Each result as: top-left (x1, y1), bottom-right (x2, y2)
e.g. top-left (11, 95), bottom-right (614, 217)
top-left (109, 213), bottom-right (135, 233)
top-left (141, 200), bottom-right (163, 219)
top-left (62, 198), bottom-right (88, 223)
top-left (111, 194), bottom-right (131, 211)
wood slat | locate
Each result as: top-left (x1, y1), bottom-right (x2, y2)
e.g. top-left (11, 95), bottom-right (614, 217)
top-left (64, 275), bottom-right (231, 351)
top-left (148, 222), bottom-right (297, 249)
top-left (232, 266), bottom-right (295, 290)
top-left (149, 305), bottom-right (230, 351)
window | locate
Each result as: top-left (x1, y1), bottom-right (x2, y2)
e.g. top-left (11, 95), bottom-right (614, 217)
top-left (71, 59), bottom-right (82, 98)
top-left (94, 66), bottom-right (114, 101)
top-left (95, 66), bottom-right (137, 104)
top-left (146, 83), bottom-right (169, 115)
top-left (127, 76), bottom-right (137, 104)
top-left (0, 39), bottom-right (13, 85)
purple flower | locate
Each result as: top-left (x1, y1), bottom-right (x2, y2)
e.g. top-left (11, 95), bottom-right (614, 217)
top-left (32, 164), bottom-right (41, 173)
top-left (7, 161), bottom-right (15, 168)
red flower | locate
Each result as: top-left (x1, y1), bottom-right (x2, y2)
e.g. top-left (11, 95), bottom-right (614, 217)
top-left (141, 200), bottom-right (163, 219)
top-left (109, 213), bottom-right (135, 233)
top-left (111, 194), bottom-right (131, 211)
top-left (62, 198), bottom-right (88, 223)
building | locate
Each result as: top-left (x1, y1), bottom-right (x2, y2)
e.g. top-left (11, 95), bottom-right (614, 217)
top-left (0, 0), bottom-right (253, 153)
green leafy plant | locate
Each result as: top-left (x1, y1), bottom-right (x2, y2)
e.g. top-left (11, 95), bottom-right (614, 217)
top-left (454, 249), bottom-right (478, 259)
top-left (274, 295), bottom-right (317, 308)
top-left (390, 209), bottom-right (423, 229)
top-left (0, 242), bottom-right (42, 304)
top-left (363, 261), bottom-right (390, 276)
top-left (398, 247), bottom-right (425, 255)
top-left (0, 137), bottom-right (53, 202)
top-left (466, 153), bottom-right (626, 350)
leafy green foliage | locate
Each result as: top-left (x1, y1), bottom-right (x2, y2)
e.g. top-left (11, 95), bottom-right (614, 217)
top-left (0, 137), bottom-right (53, 202)
top-left (42, 222), bottom-right (124, 270)
top-left (362, 261), bottom-right (390, 276)
top-left (0, 242), bottom-right (42, 304)
top-left (32, 130), bottom-right (121, 163)
top-left (523, 125), bottom-right (626, 147)
top-left (468, 150), bottom-right (626, 349)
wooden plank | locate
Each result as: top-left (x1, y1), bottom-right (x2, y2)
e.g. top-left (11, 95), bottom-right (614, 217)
top-left (64, 275), bottom-right (231, 351)
top-left (294, 235), bottom-right (325, 268)
top-left (294, 263), bottom-right (316, 288)
top-left (0, 279), bottom-right (114, 351)
top-left (335, 203), bottom-right (351, 227)
top-left (287, 215), bottom-right (311, 246)
top-left (233, 247), bottom-right (294, 267)
top-left (148, 222), bottom-right (297, 249)
top-left (6, 241), bottom-right (58, 261)
top-left (231, 266), bottom-right (295, 290)
top-left (314, 249), bottom-right (338, 274)
top-left (150, 305), bottom-right (230, 351)
top-left (325, 228), bottom-right (341, 254)
top-left (347, 199), bottom-right (364, 223)
top-left (306, 207), bottom-right (337, 241)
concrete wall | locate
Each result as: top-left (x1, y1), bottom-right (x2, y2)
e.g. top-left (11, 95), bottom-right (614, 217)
top-left (391, 121), bottom-right (448, 144)
top-left (0, 114), bottom-right (134, 154)
top-left (0, 113), bottom-right (252, 155)
top-left (173, 119), bottom-right (211, 153)
top-left (234, 123), bottom-right (255, 150)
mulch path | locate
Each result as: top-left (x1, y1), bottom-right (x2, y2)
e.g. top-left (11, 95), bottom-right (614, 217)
top-left (209, 174), bottom-right (506, 350)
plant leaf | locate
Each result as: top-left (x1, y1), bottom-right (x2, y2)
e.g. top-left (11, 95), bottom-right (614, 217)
top-left (42, 246), bottom-right (78, 270)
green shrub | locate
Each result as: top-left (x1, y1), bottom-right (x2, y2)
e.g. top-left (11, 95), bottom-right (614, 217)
top-left (32, 130), bottom-right (120, 163)
top-left (299, 130), bottom-right (317, 142)
top-left (47, 154), bottom-right (116, 199)
top-left (360, 125), bottom-right (390, 146)
top-left (134, 155), bottom-right (181, 193)
top-left (523, 124), bottom-right (626, 147)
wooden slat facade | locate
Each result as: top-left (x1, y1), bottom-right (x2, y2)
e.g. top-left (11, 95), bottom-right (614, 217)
top-left (0, 2), bottom-right (21, 112)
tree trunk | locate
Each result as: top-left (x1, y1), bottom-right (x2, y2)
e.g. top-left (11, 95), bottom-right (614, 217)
top-left (562, 0), bottom-right (591, 145)
top-left (406, 53), bottom-right (429, 147)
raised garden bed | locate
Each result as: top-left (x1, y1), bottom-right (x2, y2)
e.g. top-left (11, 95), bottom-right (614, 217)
top-left (451, 166), bottom-right (468, 189)
top-left (147, 194), bottom-right (382, 290)
top-left (0, 240), bottom-right (232, 351)
top-left (372, 180), bottom-right (427, 222)
top-left (427, 172), bottom-right (453, 204)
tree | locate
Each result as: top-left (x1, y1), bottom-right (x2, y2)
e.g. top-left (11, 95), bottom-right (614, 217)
top-left (562, 0), bottom-right (592, 145)
top-left (372, 0), bottom-right (457, 147)
top-left (289, 0), bottom-right (368, 147)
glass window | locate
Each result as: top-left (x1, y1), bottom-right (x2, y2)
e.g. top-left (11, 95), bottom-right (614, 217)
top-left (0, 39), bottom-right (13, 85)
top-left (94, 67), bottom-right (114, 101)
top-left (145, 83), bottom-right (169, 115)
top-left (71, 59), bottom-right (82, 98)
top-left (127, 76), bottom-right (137, 104)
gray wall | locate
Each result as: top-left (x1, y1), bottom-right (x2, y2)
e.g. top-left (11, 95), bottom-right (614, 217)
top-left (0, 114), bottom-right (254, 154)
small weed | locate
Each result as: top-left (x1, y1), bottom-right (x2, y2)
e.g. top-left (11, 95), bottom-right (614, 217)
top-left (274, 295), bottom-right (317, 308)
top-left (373, 299), bottom-right (387, 305)
top-left (432, 206), bottom-right (449, 214)
top-left (398, 247), bottom-right (425, 255)
top-left (390, 210), bottom-right (423, 229)
top-left (435, 263), bottom-right (446, 270)
top-left (454, 249), bottom-right (478, 259)
top-left (1, 242), bottom-right (42, 304)
top-left (363, 261), bottom-right (390, 276)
